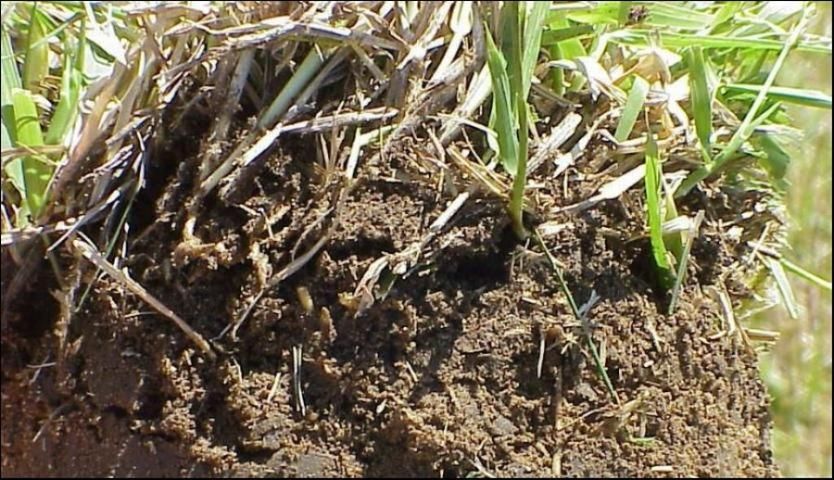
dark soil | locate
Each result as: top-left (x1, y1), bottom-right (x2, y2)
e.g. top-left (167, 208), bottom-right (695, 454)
top-left (2, 102), bottom-right (777, 477)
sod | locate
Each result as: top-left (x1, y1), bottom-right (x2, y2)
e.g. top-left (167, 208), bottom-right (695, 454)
top-left (2, 2), bottom-right (831, 476)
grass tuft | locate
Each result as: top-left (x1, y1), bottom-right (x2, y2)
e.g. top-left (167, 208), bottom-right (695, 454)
top-left (485, 3), bottom-right (548, 240)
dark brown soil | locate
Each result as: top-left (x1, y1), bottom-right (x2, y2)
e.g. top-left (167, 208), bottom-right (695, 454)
top-left (2, 103), bottom-right (777, 477)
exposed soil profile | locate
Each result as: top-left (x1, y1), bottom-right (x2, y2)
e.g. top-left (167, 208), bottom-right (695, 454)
top-left (2, 104), bottom-right (777, 477)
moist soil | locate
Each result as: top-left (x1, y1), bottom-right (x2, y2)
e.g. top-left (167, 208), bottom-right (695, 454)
top-left (2, 103), bottom-right (777, 477)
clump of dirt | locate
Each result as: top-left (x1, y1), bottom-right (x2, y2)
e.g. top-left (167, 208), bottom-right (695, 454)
top-left (2, 80), bottom-right (778, 480)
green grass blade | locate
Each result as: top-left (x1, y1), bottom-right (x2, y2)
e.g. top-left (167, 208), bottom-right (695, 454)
top-left (543, 15), bottom-right (588, 94)
top-left (640, 2), bottom-right (715, 30)
top-left (711, 2), bottom-right (744, 30)
top-left (1, 27), bottom-right (21, 104)
top-left (521, 1), bottom-right (548, 98)
top-left (28, 11), bottom-right (80, 51)
top-left (1, 116), bottom-right (10, 151)
top-left (565, 2), bottom-right (620, 25)
top-left (1, 26), bottom-right (26, 203)
top-left (644, 127), bottom-right (673, 290)
top-left (781, 257), bottom-right (833, 292)
top-left (510, 86), bottom-right (528, 239)
top-left (22, 5), bottom-right (49, 94)
top-left (500, 2), bottom-right (522, 122)
top-left (614, 76), bottom-right (649, 142)
top-left (485, 24), bottom-right (519, 175)
top-left (506, 2), bottom-right (528, 239)
top-left (687, 47), bottom-right (712, 155)
top-left (541, 24), bottom-right (594, 45)
top-left (723, 84), bottom-right (832, 109)
top-left (1, 25), bottom-right (21, 141)
top-left (45, 33), bottom-right (85, 145)
top-left (608, 30), bottom-right (830, 54)
top-left (617, 2), bottom-right (632, 27)
top-left (661, 177), bottom-right (683, 262)
top-left (12, 87), bottom-right (50, 219)
top-left (544, 16), bottom-right (587, 58)
top-left (547, 43), bottom-right (565, 95)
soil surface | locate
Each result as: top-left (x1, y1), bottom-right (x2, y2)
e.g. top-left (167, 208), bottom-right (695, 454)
top-left (2, 90), bottom-right (778, 477)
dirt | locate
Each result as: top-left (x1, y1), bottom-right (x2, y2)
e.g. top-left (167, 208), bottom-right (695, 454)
top-left (2, 92), bottom-right (779, 477)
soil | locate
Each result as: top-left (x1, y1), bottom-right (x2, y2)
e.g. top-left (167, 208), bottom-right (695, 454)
top-left (2, 92), bottom-right (778, 477)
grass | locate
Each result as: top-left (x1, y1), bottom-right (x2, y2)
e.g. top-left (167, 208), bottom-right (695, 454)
top-left (485, 2), bottom-right (548, 239)
top-left (0, 1), bottom-right (832, 476)
top-left (643, 126), bottom-right (674, 290)
top-left (614, 75), bottom-right (649, 142)
top-left (686, 46), bottom-right (713, 158)
top-left (2, 3), bottom-right (90, 226)
top-left (676, 5), bottom-right (814, 197)
top-left (756, 3), bottom-right (833, 476)
top-left (535, 229), bottom-right (619, 405)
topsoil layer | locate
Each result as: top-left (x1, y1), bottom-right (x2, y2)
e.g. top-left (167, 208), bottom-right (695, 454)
top-left (2, 102), bottom-right (777, 477)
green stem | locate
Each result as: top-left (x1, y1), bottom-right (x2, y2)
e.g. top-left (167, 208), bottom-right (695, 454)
top-left (508, 2), bottom-right (528, 240)
top-left (509, 103), bottom-right (528, 239)
top-left (781, 258), bottom-right (833, 291)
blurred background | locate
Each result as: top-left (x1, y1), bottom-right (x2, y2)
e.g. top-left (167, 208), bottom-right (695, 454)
top-left (758, 2), bottom-right (832, 476)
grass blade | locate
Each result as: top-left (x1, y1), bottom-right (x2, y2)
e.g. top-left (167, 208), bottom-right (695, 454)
top-left (22, 5), bottom-right (49, 94)
top-left (668, 211), bottom-right (704, 315)
top-left (485, 24), bottom-right (519, 175)
top-left (781, 257), bottom-right (832, 292)
top-left (543, 16), bottom-right (587, 93)
top-left (761, 254), bottom-right (800, 320)
top-left (711, 2), bottom-right (745, 30)
top-left (521, 2), bottom-right (549, 98)
top-left (541, 24), bottom-right (594, 46)
top-left (2, 27), bottom-right (23, 190)
top-left (617, 2), bottom-right (632, 27)
top-left (639, 2), bottom-right (715, 30)
top-left (500, 2), bottom-right (523, 127)
top-left (687, 47), bottom-right (712, 156)
top-left (1, 27), bottom-right (21, 109)
top-left (609, 29), bottom-right (830, 55)
top-left (509, 3), bottom-right (530, 239)
top-left (535, 230), bottom-right (619, 405)
top-left (754, 131), bottom-right (791, 180)
top-left (45, 31), bottom-right (85, 145)
top-left (723, 83), bottom-right (832, 109)
top-left (565, 2), bottom-right (620, 25)
top-left (614, 75), bottom-right (649, 142)
top-left (509, 92), bottom-right (529, 239)
top-left (12, 87), bottom-right (50, 220)
top-left (258, 46), bottom-right (329, 129)
top-left (644, 126), bottom-right (673, 290)
top-left (0, 116), bottom-right (10, 152)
